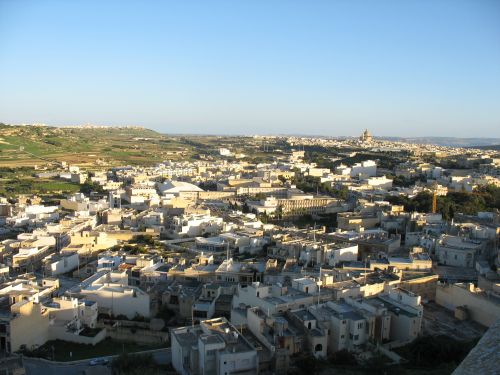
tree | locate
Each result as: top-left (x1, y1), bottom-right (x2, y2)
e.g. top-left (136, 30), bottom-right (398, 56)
top-left (329, 349), bottom-right (358, 366)
top-left (395, 335), bottom-right (478, 368)
top-left (111, 353), bottom-right (160, 375)
top-left (80, 180), bottom-right (105, 195)
top-left (274, 204), bottom-right (283, 220)
top-left (134, 234), bottom-right (155, 245)
top-left (331, 186), bottom-right (349, 200)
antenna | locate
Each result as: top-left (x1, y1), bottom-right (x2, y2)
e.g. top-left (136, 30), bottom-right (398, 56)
top-left (364, 255), bottom-right (370, 286)
top-left (318, 266), bottom-right (321, 305)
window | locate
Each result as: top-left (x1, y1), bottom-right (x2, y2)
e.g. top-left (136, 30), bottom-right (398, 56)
top-left (358, 322), bottom-right (363, 329)
top-left (341, 335), bottom-right (345, 339)
top-left (307, 322), bottom-right (312, 329)
top-left (354, 334), bottom-right (359, 340)
top-left (315, 344), bottom-right (323, 352)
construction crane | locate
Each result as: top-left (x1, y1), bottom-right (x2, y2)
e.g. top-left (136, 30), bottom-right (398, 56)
top-left (431, 182), bottom-right (438, 214)
top-left (432, 190), bottom-right (437, 214)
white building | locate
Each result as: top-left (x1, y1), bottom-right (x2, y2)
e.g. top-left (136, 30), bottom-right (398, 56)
top-left (324, 243), bottom-right (358, 267)
top-left (350, 160), bottom-right (377, 178)
top-left (97, 252), bottom-right (124, 270)
top-left (310, 300), bottom-right (370, 352)
top-left (171, 317), bottom-right (258, 375)
top-left (166, 214), bottom-right (224, 238)
top-left (231, 282), bottom-right (314, 324)
top-left (219, 148), bottom-right (232, 156)
top-left (75, 270), bottom-right (150, 319)
top-left (364, 176), bottom-right (393, 189)
top-left (291, 277), bottom-right (318, 295)
top-left (435, 235), bottom-right (483, 268)
top-left (43, 252), bottom-right (79, 276)
top-left (372, 286), bottom-right (423, 342)
top-left (157, 180), bottom-right (203, 196)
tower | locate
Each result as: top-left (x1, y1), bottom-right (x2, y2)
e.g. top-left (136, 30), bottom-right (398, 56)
top-left (360, 129), bottom-right (373, 143)
top-left (109, 191), bottom-right (121, 209)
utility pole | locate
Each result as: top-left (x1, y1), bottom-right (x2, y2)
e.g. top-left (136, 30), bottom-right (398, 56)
top-left (191, 304), bottom-right (194, 328)
top-left (364, 255), bottom-right (370, 286)
top-left (318, 266), bottom-right (321, 305)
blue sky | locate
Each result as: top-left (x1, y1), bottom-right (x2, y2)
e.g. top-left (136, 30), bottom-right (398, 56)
top-left (1, 0), bottom-right (499, 137)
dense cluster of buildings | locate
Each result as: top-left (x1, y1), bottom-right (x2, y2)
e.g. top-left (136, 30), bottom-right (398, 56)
top-left (0, 131), bottom-right (499, 374)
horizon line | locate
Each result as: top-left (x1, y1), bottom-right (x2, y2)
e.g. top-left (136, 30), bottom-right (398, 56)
top-left (2, 122), bottom-right (500, 141)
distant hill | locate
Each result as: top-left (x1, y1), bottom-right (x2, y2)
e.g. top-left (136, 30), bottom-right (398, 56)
top-left (472, 144), bottom-right (500, 151)
top-left (379, 136), bottom-right (500, 148)
top-left (0, 123), bottom-right (194, 167)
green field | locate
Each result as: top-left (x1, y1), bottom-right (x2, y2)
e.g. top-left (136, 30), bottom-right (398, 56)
top-left (0, 167), bottom-right (81, 197)
top-left (0, 123), bottom-right (297, 175)
top-left (0, 123), bottom-right (201, 167)
top-left (0, 123), bottom-right (283, 169)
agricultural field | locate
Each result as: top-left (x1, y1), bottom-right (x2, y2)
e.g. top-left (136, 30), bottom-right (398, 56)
top-left (0, 167), bottom-right (81, 197)
top-left (0, 124), bottom-right (202, 168)
top-left (0, 124), bottom-right (282, 197)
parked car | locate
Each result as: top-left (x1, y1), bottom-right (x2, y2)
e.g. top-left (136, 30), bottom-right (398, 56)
top-left (89, 358), bottom-right (109, 366)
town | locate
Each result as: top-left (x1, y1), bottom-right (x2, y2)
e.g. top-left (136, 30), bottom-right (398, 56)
top-left (0, 125), bottom-right (498, 375)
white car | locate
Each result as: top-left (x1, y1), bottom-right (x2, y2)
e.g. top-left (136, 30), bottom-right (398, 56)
top-left (89, 358), bottom-right (109, 366)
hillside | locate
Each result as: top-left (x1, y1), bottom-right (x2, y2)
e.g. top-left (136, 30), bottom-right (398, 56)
top-left (0, 124), bottom-right (194, 167)
top-left (379, 136), bottom-right (500, 148)
top-left (470, 144), bottom-right (500, 151)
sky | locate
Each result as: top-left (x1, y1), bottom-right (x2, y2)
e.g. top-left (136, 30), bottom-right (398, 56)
top-left (1, 0), bottom-right (500, 137)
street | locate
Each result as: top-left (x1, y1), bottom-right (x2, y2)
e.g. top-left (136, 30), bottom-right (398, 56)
top-left (21, 348), bottom-right (171, 375)
top-left (23, 358), bottom-right (110, 375)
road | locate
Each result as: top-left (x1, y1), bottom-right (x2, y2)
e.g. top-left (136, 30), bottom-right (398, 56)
top-left (0, 356), bottom-right (23, 375)
top-left (23, 358), bottom-right (110, 375)
top-left (22, 348), bottom-right (171, 375)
